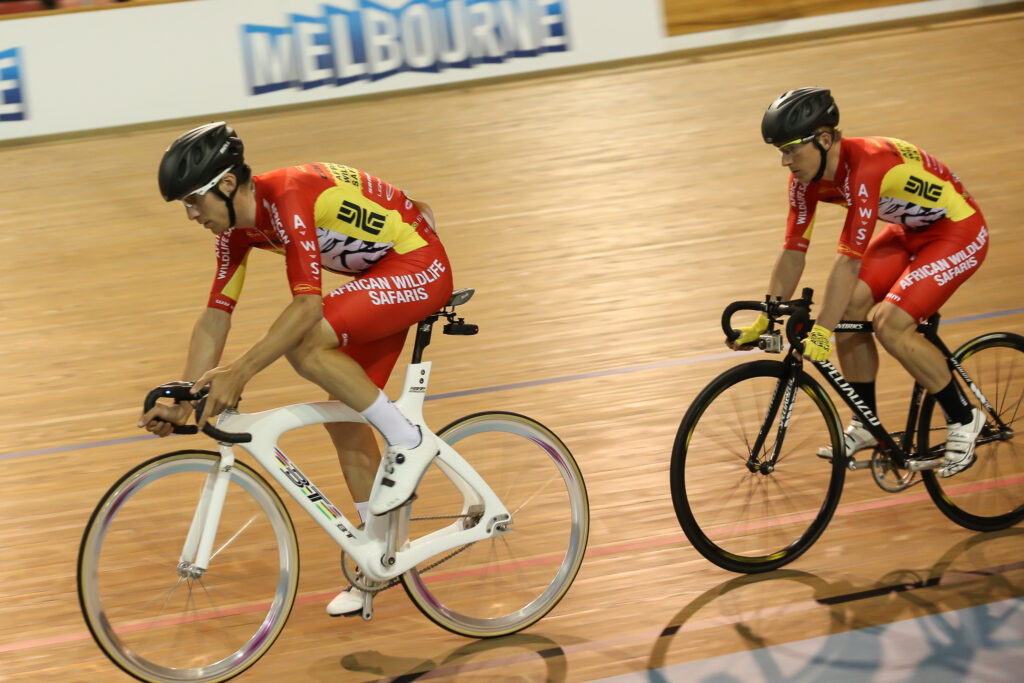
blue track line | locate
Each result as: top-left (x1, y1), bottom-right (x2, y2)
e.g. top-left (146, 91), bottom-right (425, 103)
top-left (4, 307), bottom-right (1022, 463)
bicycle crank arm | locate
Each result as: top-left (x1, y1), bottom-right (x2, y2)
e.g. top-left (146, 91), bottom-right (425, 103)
top-left (361, 591), bottom-right (374, 622)
top-left (903, 457), bottom-right (943, 472)
top-left (845, 457), bottom-right (874, 471)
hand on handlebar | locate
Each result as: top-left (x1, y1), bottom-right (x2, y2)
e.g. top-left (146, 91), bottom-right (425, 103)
top-left (191, 364), bottom-right (249, 428)
top-left (138, 401), bottom-right (192, 438)
top-left (802, 324), bottom-right (833, 362)
top-left (727, 313), bottom-right (769, 351)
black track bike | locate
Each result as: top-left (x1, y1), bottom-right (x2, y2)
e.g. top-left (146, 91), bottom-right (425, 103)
top-left (671, 288), bottom-right (1023, 573)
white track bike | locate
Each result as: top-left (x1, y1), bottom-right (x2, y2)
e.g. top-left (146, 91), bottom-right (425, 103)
top-left (77, 289), bottom-right (590, 683)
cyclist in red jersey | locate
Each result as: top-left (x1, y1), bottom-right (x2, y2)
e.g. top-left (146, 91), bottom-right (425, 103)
top-left (729, 88), bottom-right (988, 477)
top-left (139, 122), bottom-right (454, 616)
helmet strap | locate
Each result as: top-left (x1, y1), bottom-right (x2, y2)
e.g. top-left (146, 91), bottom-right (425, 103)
top-left (211, 185), bottom-right (239, 228)
top-left (810, 138), bottom-right (829, 183)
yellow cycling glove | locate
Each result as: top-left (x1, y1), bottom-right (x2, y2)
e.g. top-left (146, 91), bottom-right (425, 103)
top-left (733, 313), bottom-right (769, 346)
top-left (803, 324), bottom-right (833, 361)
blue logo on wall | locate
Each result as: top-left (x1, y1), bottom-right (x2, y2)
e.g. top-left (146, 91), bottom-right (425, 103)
top-left (241, 0), bottom-right (570, 96)
top-left (0, 47), bottom-right (26, 121)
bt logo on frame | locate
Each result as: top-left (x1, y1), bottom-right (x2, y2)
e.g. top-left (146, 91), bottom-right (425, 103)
top-left (0, 48), bottom-right (26, 122)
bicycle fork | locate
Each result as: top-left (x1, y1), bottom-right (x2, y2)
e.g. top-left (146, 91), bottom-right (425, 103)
top-left (748, 370), bottom-right (799, 474)
top-left (177, 448), bottom-right (237, 579)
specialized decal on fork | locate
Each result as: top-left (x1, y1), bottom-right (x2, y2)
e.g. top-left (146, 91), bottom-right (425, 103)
top-left (779, 376), bottom-right (797, 429)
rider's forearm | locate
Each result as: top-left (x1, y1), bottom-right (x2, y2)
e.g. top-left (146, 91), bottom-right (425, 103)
top-left (767, 249), bottom-right (806, 301)
top-left (183, 307), bottom-right (231, 382)
top-left (816, 254), bottom-right (862, 331)
top-left (232, 294), bottom-right (323, 380)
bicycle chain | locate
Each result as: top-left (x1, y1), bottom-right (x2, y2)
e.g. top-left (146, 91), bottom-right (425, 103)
top-left (342, 513), bottom-right (477, 594)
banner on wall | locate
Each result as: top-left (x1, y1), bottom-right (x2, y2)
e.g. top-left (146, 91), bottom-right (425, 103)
top-left (0, 0), bottom-right (1014, 141)
top-left (0, 47), bottom-right (26, 122)
top-left (241, 0), bottom-right (572, 96)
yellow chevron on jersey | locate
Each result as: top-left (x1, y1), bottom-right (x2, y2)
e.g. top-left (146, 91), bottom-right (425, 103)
top-left (220, 249), bottom-right (249, 302)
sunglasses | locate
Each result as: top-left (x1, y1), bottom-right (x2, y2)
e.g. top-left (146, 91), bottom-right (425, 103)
top-left (181, 167), bottom-right (232, 209)
top-left (775, 133), bottom-right (819, 152)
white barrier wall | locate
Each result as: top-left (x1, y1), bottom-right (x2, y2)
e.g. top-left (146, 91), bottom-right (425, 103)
top-left (0, 0), bottom-right (1014, 141)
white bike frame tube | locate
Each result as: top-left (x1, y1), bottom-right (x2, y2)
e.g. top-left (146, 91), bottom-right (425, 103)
top-left (189, 448), bottom-right (236, 571)
top-left (178, 462), bottom-right (221, 566)
top-left (216, 401), bottom-right (387, 577)
top-left (205, 365), bottom-right (512, 580)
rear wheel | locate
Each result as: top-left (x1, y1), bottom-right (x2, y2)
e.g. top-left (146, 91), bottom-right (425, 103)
top-left (401, 412), bottom-right (589, 637)
top-left (671, 360), bottom-right (846, 573)
top-left (919, 332), bottom-right (1024, 531)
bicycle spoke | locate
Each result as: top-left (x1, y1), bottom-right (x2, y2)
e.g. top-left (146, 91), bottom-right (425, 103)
top-left (403, 413), bottom-right (588, 637)
top-left (672, 360), bottom-right (845, 572)
top-left (920, 335), bottom-right (1024, 530)
top-left (79, 452), bottom-right (299, 682)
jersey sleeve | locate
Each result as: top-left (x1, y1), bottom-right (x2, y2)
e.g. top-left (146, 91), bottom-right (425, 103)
top-left (782, 177), bottom-right (820, 252)
top-left (208, 231), bottom-right (252, 313)
top-left (266, 177), bottom-right (323, 297)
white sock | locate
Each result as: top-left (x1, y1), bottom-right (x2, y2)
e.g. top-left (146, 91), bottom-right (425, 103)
top-left (359, 390), bottom-right (420, 448)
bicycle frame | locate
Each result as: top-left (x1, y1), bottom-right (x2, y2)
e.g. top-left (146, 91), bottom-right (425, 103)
top-left (171, 293), bottom-right (513, 584)
top-left (758, 313), bottom-right (1003, 472)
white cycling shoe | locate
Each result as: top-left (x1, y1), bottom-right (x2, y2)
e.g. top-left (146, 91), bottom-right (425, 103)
top-left (326, 587), bottom-right (365, 617)
top-left (816, 419), bottom-right (878, 462)
top-left (368, 430), bottom-right (440, 515)
top-left (939, 407), bottom-right (985, 478)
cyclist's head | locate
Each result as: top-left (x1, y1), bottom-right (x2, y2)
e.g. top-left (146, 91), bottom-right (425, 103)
top-left (762, 88), bottom-right (839, 183)
top-left (761, 87), bottom-right (839, 147)
top-left (158, 122), bottom-right (250, 226)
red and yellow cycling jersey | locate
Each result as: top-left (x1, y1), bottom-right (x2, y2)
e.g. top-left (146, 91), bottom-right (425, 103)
top-left (207, 163), bottom-right (436, 312)
top-left (783, 137), bottom-right (977, 258)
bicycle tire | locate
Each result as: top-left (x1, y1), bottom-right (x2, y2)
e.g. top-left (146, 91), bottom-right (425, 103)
top-left (400, 411), bottom-right (589, 637)
top-left (78, 450), bottom-right (300, 683)
top-left (918, 332), bottom-right (1024, 531)
top-left (671, 360), bottom-right (846, 573)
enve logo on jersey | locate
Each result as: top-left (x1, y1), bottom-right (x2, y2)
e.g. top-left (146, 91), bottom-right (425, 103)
top-left (240, 0), bottom-right (571, 96)
top-left (338, 199), bottom-right (387, 235)
top-left (0, 48), bottom-right (27, 122)
top-left (904, 175), bottom-right (942, 202)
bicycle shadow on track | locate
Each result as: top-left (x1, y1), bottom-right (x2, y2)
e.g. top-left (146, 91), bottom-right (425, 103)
top-left (647, 528), bottom-right (1024, 681)
top-left (335, 632), bottom-right (575, 682)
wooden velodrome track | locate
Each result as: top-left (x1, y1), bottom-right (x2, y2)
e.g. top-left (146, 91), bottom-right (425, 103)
top-left (2, 7), bottom-right (1023, 682)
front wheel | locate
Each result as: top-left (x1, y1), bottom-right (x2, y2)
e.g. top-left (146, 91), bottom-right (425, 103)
top-left (671, 360), bottom-right (846, 573)
top-left (919, 332), bottom-right (1024, 531)
top-left (401, 412), bottom-right (590, 637)
top-left (77, 450), bottom-right (300, 683)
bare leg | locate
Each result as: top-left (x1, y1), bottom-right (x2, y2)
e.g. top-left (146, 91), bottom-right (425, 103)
top-left (873, 302), bottom-right (951, 392)
top-left (834, 279), bottom-right (878, 383)
top-left (286, 320), bottom-right (380, 410)
top-left (324, 421), bottom-right (380, 504)
top-left (286, 320), bottom-right (386, 502)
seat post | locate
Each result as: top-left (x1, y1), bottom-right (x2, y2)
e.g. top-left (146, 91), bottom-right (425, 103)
top-left (411, 316), bottom-right (438, 364)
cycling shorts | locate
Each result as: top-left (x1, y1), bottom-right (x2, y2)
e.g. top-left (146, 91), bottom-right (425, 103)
top-left (858, 209), bottom-right (988, 323)
top-left (324, 240), bottom-right (453, 387)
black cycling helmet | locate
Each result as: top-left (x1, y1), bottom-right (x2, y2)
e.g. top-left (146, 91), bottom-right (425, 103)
top-left (762, 88), bottom-right (839, 183)
top-left (158, 122), bottom-right (245, 226)
top-left (761, 87), bottom-right (839, 146)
